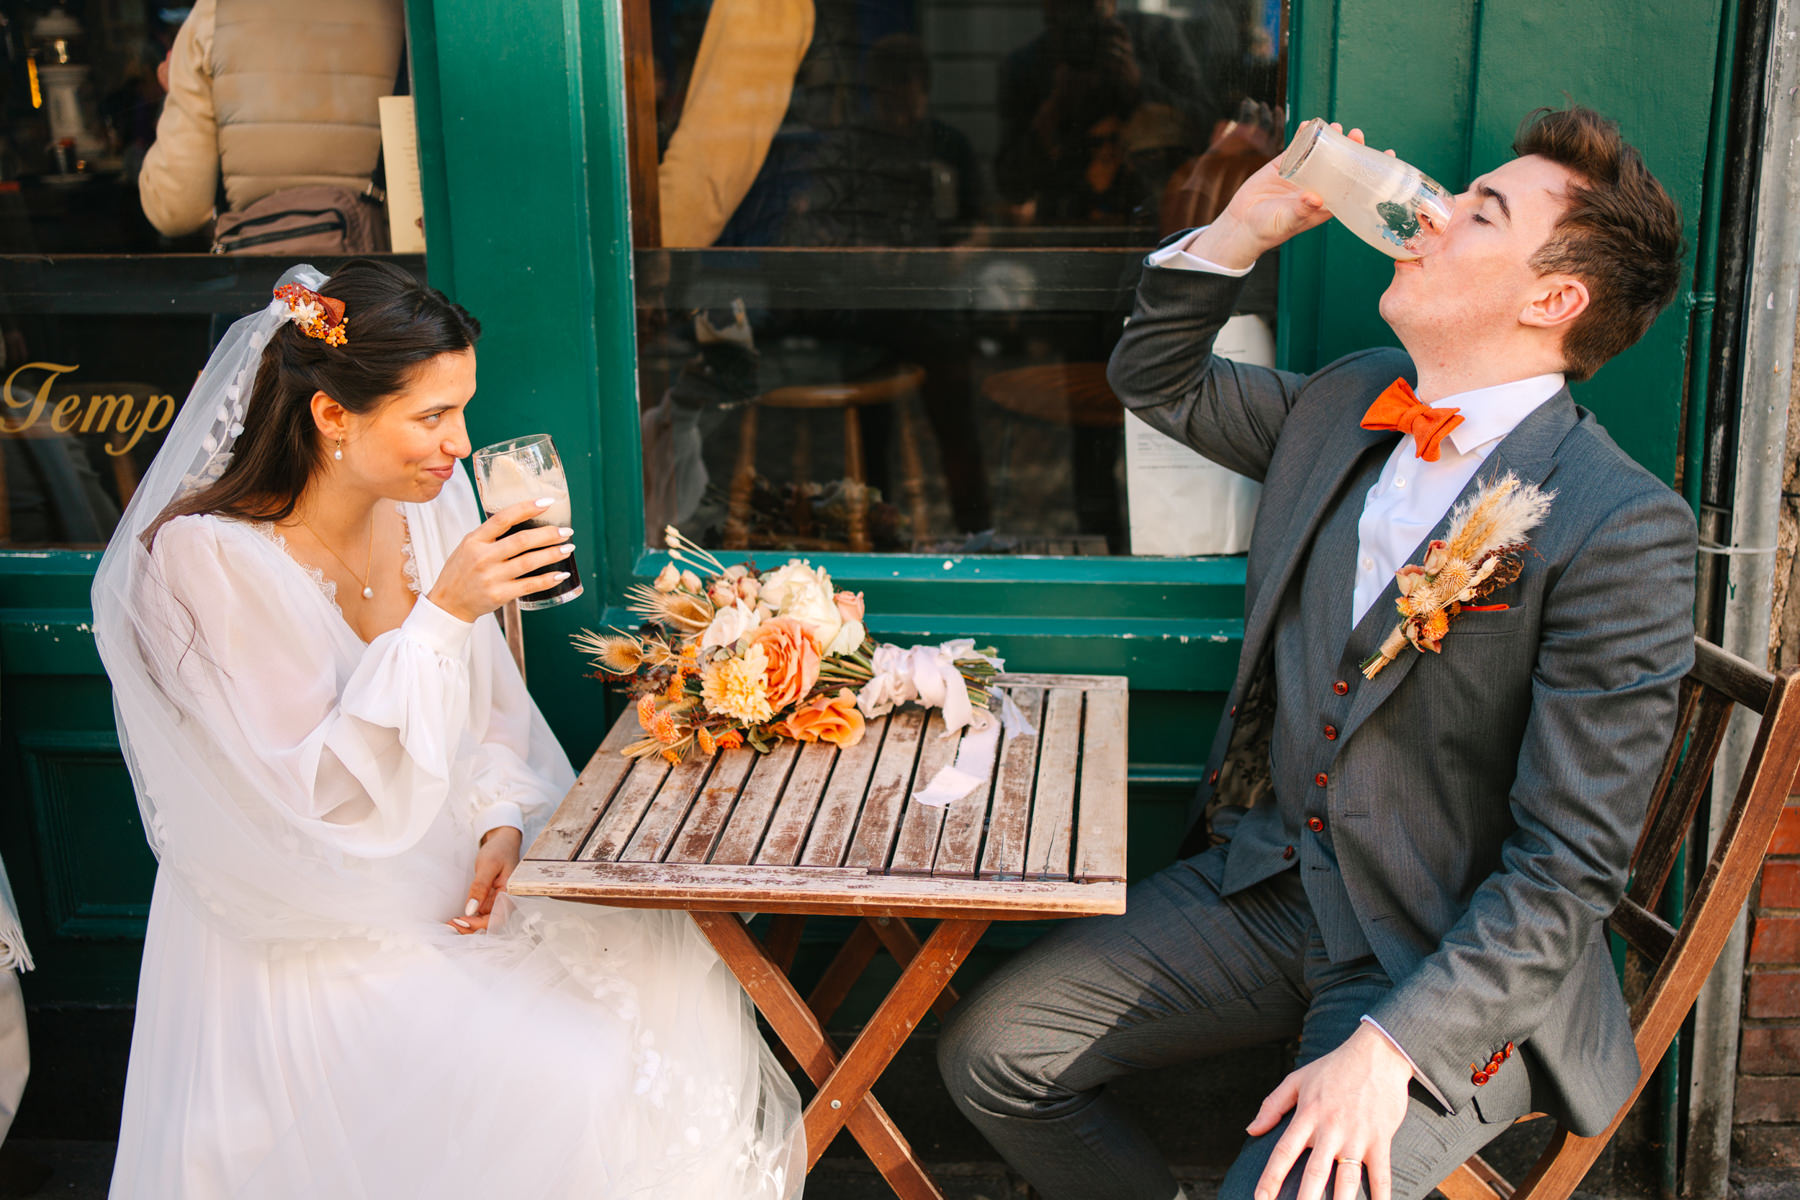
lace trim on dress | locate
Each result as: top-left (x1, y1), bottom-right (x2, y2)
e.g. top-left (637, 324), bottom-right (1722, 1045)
top-left (397, 505), bottom-right (421, 597)
top-left (249, 520), bottom-right (340, 609)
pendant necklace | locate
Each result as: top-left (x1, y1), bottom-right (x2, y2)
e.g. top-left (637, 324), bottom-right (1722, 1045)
top-left (296, 509), bottom-right (377, 601)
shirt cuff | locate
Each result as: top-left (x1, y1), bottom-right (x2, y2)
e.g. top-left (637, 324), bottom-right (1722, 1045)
top-left (1145, 226), bottom-right (1256, 277)
top-left (1360, 1014), bottom-right (1455, 1111)
top-left (474, 801), bottom-right (526, 841)
top-left (402, 595), bottom-right (476, 658)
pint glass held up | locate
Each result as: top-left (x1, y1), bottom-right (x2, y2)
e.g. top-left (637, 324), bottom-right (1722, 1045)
top-left (471, 434), bottom-right (584, 611)
top-left (1278, 118), bottom-right (1454, 260)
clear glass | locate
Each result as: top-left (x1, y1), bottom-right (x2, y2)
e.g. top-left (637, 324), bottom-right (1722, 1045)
top-left (1277, 117), bottom-right (1452, 260)
top-left (630, 0), bottom-right (1289, 557)
top-left (471, 433), bottom-right (584, 611)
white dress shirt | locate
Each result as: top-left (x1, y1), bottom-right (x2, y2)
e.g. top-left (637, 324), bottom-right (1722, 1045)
top-left (1148, 227), bottom-right (1565, 1107)
top-left (1146, 228), bottom-right (1564, 626)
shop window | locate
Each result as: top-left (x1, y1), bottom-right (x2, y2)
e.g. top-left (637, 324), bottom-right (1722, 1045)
top-left (0, 0), bottom-right (420, 549)
top-left (631, 0), bottom-right (1286, 557)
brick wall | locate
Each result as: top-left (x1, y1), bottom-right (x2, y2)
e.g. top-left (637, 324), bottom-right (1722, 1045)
top-left (1736, 798), bottom-right (1800, 1169)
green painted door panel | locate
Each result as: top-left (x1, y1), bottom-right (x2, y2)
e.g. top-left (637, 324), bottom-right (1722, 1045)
top-left (1284, 0), bottom-right (1724, 484)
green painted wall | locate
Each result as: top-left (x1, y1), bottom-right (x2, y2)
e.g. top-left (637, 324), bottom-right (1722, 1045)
top-left (0, 0), bottom-right (1739, 1023)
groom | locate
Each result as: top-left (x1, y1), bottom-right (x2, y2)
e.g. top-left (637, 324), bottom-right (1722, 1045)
top-left (938, 107), bottom-right (1695, 1200)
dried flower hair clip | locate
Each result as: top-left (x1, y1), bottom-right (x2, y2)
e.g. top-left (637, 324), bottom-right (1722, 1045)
top-left (274, 283), bottom-right (349, 347)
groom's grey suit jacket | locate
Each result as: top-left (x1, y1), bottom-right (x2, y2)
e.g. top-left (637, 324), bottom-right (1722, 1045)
top-left (1107, 259), bottom-right (1697, 1137)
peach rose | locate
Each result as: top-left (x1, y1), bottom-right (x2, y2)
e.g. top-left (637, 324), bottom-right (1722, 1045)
top-left (776, 688), bottom-right (866, 748)
top-left (747, 617), bottom-right (823, 711)
top-left (834, 591), bottom-right (865, 621)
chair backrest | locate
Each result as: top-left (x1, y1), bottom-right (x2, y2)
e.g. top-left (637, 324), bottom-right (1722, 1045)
top-left (501, 599), bottom-right (526, 681)
top-left (1442, 637), bottom-right (1800, 1200)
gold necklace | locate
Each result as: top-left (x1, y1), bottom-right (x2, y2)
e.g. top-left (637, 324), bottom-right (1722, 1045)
top-left (295, 510), bottom-right (376, 601)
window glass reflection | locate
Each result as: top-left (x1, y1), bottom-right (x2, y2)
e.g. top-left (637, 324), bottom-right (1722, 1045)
top-left (637, 0), bottom-right (1286, 557)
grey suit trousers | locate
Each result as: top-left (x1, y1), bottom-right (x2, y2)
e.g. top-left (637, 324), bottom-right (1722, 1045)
top-left (937, 848), bottom-right (1531, 1200)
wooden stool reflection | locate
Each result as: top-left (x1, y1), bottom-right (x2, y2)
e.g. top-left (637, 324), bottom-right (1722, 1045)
top-left (723, 364), bottom-right (929, 553)
top-left (981, 363), bottom-right (1125, 547)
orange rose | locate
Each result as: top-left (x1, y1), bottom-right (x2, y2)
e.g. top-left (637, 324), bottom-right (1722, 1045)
top-left (714, 728), bottom-right (744, 751)
top-left (747, 617), bottom-right (823, 711)
top-left (775, 688), bottom-right (866, 748)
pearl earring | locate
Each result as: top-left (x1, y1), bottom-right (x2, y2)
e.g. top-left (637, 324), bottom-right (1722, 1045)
top-left (334, 438), bottom-right (344, 461)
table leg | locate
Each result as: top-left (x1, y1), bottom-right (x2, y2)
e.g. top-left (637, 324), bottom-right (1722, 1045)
top-left (806, 917), bottom-right (883, 1025)
top-left (865, 916), bottom-right (961, 1021)
top-left (801, 918), bottom-right (987, 1162)
top-left (691, 911), bottom-right (988, 1200)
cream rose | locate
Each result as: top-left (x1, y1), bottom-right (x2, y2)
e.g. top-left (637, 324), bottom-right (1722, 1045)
top-left (758, 561), bottom-right (843, 652)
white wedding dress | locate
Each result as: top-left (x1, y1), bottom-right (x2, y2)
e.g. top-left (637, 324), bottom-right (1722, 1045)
top-left (101, 466), bottom-right (804, 1199)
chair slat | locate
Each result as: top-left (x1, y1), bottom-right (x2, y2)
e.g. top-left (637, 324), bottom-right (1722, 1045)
top-left (1609, 896), bottom-right (1676, 963)
top-left (756, 741), bottom-right (840, 866)
top-left (888, 711), bottom-right (962, 875)
top-left (1627, 689), bottom-right (1733, 909)
top-left (1638, 677), bottom-right (1701, 837)
top-left (710, 740), bottom-right (800, 865)
top-left (526, 716), bottom-right (641, 862)
top-left (844, 708), bottom-right (929, 871)
top-left (800, 715), bottom-right (891, 867)
top-left (666, 747), bottom-right (758, 864)
top-left (979, 687), bottom-right (1045, 880)
top-left (1024, 688), bottom-right (1083, 880)
top-left (621, 751), bottom-right (718, 862)
top-left (580, 756), bottom-right (672, 862)
top-left (1074, 686), bottom-right (1129, 882)
top-left (1690, 638), bottom-right (1776, 711)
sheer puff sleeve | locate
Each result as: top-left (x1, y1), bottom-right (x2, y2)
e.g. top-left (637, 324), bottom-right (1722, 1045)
top-left (151, 514), bottom-right (478, 858)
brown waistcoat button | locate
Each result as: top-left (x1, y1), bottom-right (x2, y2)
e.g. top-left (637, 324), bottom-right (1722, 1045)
top-left (1333, 680), bottom-right (1349, 696)
top-left (1314, 772), bottom-right (1328, 787)
top-left (1281, 845), bottom-right (1296, 860)
top-left (1307, 817), bottom-right (1324, 832)
top-left (1324, 725), bottom-right (1338, 740)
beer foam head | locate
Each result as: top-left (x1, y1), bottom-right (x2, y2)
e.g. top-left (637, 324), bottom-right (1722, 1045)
top-left (479, 454), bottom-right (571, 524)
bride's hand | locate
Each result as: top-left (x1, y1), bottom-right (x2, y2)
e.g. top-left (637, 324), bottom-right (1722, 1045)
top-left (449, 826), bottom-right (522, 934)
top-left (427, 498), bottom-right (575, 623)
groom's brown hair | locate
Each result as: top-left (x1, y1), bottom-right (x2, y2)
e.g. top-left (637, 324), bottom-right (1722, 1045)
top-left (1513, 106), bottom-right (1684, 382)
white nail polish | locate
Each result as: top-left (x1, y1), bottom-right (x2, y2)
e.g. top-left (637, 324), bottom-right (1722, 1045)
top-left (451, 918), bottom-right (471, 929)
top-left (560, 543), bottom-right (575, 555)
top-left (536, 497), bottom-right (555, 507)
top-left (557, 527), bottom-right (573, 537)
top-left (465, 899), bottom-right (479, 917)
top-left (551, 572), bottom-right (570, 582)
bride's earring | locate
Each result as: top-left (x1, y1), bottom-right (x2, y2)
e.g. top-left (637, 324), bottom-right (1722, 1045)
top-left (334, 438), bottom-right (344, 461)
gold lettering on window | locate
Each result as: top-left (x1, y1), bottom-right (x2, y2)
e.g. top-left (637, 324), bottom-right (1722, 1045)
top-left (0, 362), bottom-right (176, 455)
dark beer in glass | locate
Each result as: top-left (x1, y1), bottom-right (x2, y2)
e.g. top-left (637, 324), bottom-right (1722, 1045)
top-left (471, 434), bottom-right (584, 610)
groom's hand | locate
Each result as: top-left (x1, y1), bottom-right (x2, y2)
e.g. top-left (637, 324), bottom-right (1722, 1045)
top-left (1247, 1022), bottom-right (1413, 1200)
top-left (1186, 125), bottom-right (1389, 270)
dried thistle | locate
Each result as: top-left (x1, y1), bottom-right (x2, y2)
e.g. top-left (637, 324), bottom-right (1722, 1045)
top-left (625, 583), bottom-right (715, 634)
top-left (571, 628), bottom-right (647, 675)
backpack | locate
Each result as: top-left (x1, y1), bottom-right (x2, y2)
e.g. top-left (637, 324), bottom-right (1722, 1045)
top-left (211, 184), bottom-right (390, 255)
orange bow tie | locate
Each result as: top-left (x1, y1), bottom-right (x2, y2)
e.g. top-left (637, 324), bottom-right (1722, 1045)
top-left (1360, 378), bottom-right (1464, 462)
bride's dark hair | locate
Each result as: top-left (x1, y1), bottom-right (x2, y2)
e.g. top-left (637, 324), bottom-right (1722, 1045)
top-left (155, 259), bottom-right (481, 536)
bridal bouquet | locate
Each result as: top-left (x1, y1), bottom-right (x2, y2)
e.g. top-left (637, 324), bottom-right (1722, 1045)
top-left (575, 529), bottom-right (1009, 773)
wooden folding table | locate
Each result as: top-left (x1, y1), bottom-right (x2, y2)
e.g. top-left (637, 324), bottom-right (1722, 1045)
top-left (508, 673), bottom-right (1129, 1200)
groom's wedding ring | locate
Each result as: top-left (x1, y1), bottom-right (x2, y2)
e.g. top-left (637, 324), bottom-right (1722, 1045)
top-left (1336, 1158), bottom-right (1362, 1166)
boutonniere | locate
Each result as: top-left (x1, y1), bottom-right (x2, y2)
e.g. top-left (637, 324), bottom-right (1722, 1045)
top-left (1360, 472), bottom-right (1554, 679)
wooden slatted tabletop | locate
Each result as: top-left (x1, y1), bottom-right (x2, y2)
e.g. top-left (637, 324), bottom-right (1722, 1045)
top-left (508, 672), bottom-right (1128, 1200)
top-left (509, 673), bottom-right (1128, 920)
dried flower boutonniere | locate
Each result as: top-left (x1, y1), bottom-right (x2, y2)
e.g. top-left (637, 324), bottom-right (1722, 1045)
top-left (1360, 472), bottom-right (1553, 680)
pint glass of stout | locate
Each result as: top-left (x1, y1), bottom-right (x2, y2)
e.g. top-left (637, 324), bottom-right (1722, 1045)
top-left (471, 434), bottom-right (583, 611)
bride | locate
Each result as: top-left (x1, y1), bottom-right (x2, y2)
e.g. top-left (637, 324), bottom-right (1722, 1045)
top-left (93, 261), bottom-right (804, 1199)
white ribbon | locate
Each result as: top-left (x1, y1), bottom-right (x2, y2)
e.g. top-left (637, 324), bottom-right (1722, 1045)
top-left (850, 639), bottom-right (1036, 809)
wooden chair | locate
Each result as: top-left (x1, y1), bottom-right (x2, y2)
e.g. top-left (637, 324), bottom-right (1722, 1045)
top-left (1437, 637), bottom-right (1800, 1200)
top-left (501, 599), bottom-right (526, 680)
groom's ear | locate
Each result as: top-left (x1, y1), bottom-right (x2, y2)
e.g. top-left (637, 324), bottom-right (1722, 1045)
top-left (309, 390), bottom-right (350, 440)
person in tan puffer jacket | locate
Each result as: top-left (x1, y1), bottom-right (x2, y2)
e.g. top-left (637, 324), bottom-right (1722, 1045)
top-left (138, 0), bottom-right (404, 238)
